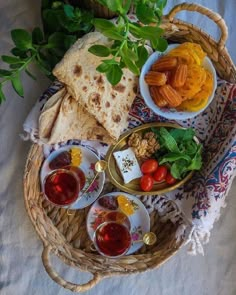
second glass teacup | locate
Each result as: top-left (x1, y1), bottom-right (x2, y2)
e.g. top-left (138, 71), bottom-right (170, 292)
top-left (93, 211), bottom-right (132, 258)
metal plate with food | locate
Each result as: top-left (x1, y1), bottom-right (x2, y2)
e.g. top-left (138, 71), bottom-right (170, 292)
top-left (105, 122), bottom-right (202, 195)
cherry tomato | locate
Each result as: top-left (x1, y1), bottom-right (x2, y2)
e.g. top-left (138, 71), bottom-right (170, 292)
top-left (140, 175), bottom-right (154, 192)
top-left (153, 166), bottom-right (168, 182)
top-left (141, 159), bottom-right (158, 174)
top-left (166, 172), bottom-right (177, 185)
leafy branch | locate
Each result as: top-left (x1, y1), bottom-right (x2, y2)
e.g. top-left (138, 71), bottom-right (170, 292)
top-left (89, 0), bottom-right (168, 85)
top-left (0, 1), bottom-right (94, 103)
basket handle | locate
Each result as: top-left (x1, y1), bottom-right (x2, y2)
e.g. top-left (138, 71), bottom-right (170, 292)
top-left (42, 245), bottom-right (101, 292)
top-left (166, 2), bottom-right (228, 50)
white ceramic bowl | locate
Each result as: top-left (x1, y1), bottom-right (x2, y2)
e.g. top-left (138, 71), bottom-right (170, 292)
top-left (139, 44), bottom-right (217, 120)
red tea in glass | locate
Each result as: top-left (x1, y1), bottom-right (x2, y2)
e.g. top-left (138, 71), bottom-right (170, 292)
top-left (64, 165), bottom-right (86, 190)
top-left (104, 211), bottom-right (131, 230)
top-left (94, 222), bottom-right (131, 257)
top-left (43, 169), bottom-right (80, 206)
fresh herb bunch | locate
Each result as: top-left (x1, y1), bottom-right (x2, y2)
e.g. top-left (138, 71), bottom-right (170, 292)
top-left (88, 0), bottom-right (168, 85)
top-left (0, 0), bottom-right (94, 103)
top-left (151, 127), bottom-right (203, 179)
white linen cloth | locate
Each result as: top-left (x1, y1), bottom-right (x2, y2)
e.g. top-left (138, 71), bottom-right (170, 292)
top-left (1, 1), bottom-right (236, 294)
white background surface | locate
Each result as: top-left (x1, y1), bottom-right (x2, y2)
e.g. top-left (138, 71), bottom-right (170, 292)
top-left (0, 1), bottom-right (235, 294)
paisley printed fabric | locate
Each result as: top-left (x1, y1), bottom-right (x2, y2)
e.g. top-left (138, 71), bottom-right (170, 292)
top-left (23, 79), bottom-right (236, 254)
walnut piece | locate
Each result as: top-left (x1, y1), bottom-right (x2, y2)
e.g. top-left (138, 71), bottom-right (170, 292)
top-left (128, 131), bottom-right (160, 159)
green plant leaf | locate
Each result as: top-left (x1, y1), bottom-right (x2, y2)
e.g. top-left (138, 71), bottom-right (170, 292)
top-left (32, 27), bottom-right (44, 44)
top-left (2, 55), bottom-right (23, 64)
top-left (169, 128), bottom-right (195, 142)
top-left (63, 4), bottom-right (74, 18)
top-left (170, 160), bottom-right (189, 179)
top-left (138, 26), bottom-right (164, 40)
top-left (102, 29), bottom-right (124, 41)
top-left (123, 0), bottom-right (132, 14)
top-left (121, 54), bottom-right (140, 75)
top-left (46, 32), bottom-right (66, 48)
top-left (11, 73), bottom-right (24, 97)
top-left (0, 85), bottom-right (6, 103)
top-left (11, 47), bottom-right (28, 58)
top-left (152, 37), bottom-right (168, 51)
top-left (63, 35), bottom-right (77, 50)
top-left (159, 152), bottom-right (191, 164)
top-left (96, 62), bottom-right (110, 73)
top-left (93, 18), bottom-right (116, 31)
top-left (99, 0), bottom-right (124, 14)
top-left (106, 64), bottom-right (123, 85)
top-left (11, 29), bottom-right (32, 50)
top-left (136, 46), bottom-right (149, 68)
top-left (0, 69), bottom-right (12, 77)
top-left (136, 2), bottom-right (158, 24)
top-left (123, 43), bottom-right (138, 61)
top-left (160, 127), bottom-right (180, 153)
top-left (9, 63), bottom-right (24, 70)
top-left (88, 45), bottom-right (110, 57)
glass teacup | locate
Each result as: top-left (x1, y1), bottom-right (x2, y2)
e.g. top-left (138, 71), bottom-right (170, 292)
top-left (43, 167), bottom-right (81, 207)
top-left (93, 211), bottom-right (132, 258)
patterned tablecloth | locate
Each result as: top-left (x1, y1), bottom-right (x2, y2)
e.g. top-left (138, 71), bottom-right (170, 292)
top-left (23, 77), bottom-right (236, 255)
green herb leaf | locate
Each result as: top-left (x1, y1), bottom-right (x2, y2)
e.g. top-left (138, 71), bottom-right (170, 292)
top-left (0, 69), bottom-right (12, 77)
top-left (101, 29), bottom-right (124, 41)
top-left (63, 4), bottom-right (74, 18)
top-left (46, 32), bottom-right (66, 49)
top-left (123, 43), bottom-right (138, 62)
top-left (11, 73), bottom-right (24, 97)
top-left (170, 128), bottom-right (195, 142)
top-left (93, 18), bottom-right (116, 31)
top-left (152, 37), bottom-right (168, 52)
top-left (96, 62), bottom-right (110, 73)
top-left (106, 64), bottom-right (123, 85)
top-left (136, 46), bottom-right (149, 68)
top-left (88, 45), bottom-right (110, 57)
top-left (2, 55), bottom-right (23, 64)
top-left (97, 0), bottom-right (124, 14)
top-left (11, 47), bottom-right (28, 58)
top-left (136, 2), bottom-right (159, 24)
top-left (170, 160), bottom-right (189, 179)
top-left (159, 152), bottom-right (191, 164)
top-left (160, 127), bottom-right (180, 153)
top-left (11, 29), bottom-right (32, 50)
top-left (32, 27), bottom-right (44, 44)
top-left (185, 145), bottom-right (203, 172)
top-left (63, 35), bottom-right (77, 50)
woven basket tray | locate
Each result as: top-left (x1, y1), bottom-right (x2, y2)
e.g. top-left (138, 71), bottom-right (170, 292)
top-left (23, 3), bottom-right (236, 292)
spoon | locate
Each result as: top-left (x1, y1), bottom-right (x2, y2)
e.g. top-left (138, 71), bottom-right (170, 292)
top-left (135, 232), bottom-right (157, 246)
top-left (81, 160), bottom-right (107, 196)
top-left (66, 160), bottom-right (107, 215)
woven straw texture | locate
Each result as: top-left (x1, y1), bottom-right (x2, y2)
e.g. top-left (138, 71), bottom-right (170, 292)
top-left (24, 3), bottom-right (236, 292)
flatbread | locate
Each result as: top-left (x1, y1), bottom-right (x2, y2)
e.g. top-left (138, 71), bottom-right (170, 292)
top-left (38, 88), bottom-right (115, 144)
top-left (39, 88), bottom-right (65, 139)
top-left (53, 32), bottom-right (138, 141)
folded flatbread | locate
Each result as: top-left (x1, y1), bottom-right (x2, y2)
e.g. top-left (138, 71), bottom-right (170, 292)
top-left (53, 32), bottom-right (138, 141)
top-left (38, 88), bottom-right (115, 144)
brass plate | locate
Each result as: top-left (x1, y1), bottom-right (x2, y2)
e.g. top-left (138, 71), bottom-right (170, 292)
top-left (105, 122), bottom-right (197, 195)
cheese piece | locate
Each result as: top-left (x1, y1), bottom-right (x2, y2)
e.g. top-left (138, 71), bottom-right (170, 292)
top-left (113, 148), bottom-right (143, 184)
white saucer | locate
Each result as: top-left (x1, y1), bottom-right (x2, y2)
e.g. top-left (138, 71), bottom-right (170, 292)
top-left (40, 145), bottom-right (105, 209)
top-left (86, 192), bottom-right (150, 255)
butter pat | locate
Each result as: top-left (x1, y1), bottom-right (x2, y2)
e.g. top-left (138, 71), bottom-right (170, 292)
top-left (113, 147), bottom-right (143, 184)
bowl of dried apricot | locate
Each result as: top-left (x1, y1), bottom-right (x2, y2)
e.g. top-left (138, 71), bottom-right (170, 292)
top-left (139, 42), bottom-right (217, 120)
